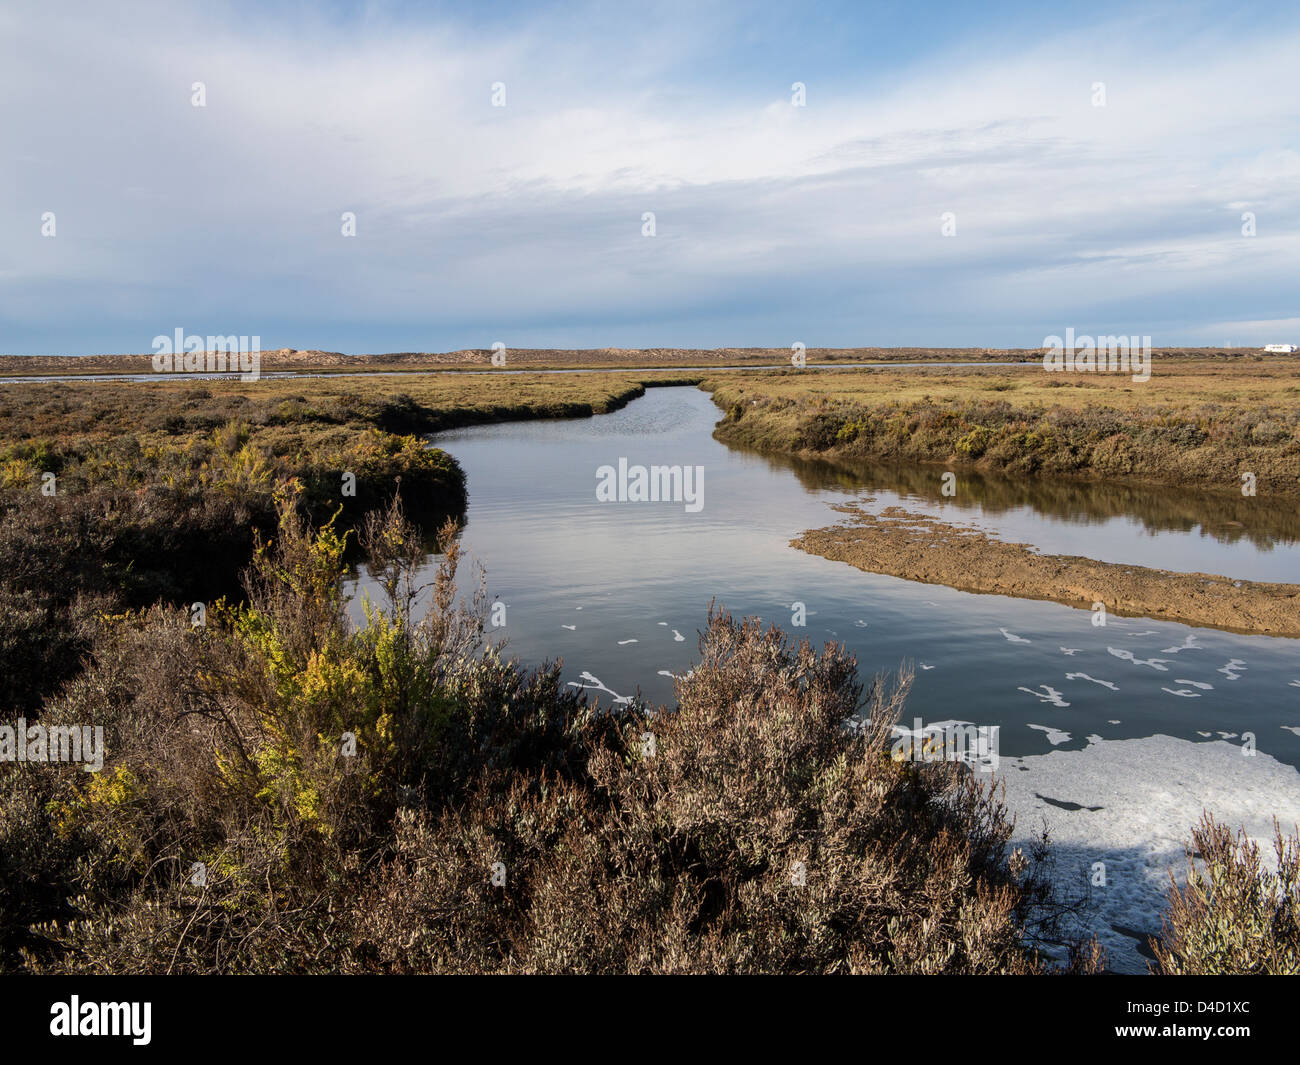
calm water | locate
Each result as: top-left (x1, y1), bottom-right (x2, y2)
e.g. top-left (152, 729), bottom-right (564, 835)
top-left (345, 383), bottom-right (1300, 971)
top-left (363, 385), bottom-right (1300, 765)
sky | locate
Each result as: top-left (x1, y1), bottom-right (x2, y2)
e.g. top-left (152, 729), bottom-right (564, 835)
top-left (2, 0), bottom-right (1299, 355)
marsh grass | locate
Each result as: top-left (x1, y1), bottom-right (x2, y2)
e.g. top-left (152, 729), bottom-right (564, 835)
top-left (0, 374), bottom-right (660, 713)
top-left (708, 360), bottom-right (1300, 497)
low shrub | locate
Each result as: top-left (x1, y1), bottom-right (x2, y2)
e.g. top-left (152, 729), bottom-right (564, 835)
top-left (3, 498), bottom-right (1097, 974)
top-left (796, 410), bottom-right (849, 451)
top-left (1152, 814), bottom-right (1300, 974)
top-left (956, 425), bottom-right (993, 458)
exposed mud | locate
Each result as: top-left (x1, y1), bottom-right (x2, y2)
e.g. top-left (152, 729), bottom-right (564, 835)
top-left (794, 501), bottom-right (1300, 637)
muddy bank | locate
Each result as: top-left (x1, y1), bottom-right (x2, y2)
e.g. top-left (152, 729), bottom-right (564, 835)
top-left (794, 502), bottom-right (1300, 637)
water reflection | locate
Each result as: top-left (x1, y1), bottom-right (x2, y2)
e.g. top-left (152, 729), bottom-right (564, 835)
top-left (734, 444), bottom-right (1300, 550)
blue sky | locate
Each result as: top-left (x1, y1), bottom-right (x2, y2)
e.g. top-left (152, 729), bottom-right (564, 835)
top-left (3, 0), bottom-right (1299, 354)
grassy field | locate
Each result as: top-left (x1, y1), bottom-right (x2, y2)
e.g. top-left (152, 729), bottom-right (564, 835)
top-left (0, 370), bottom-right (683, 505)
top-left (0, 371), bottom-right (671, 443)
top-left (0, 372), bottom-right (681, 713)
top-left (796, 502), bottom-right (1300, 637)
top-left (706, 358), bottom-right (1300, 499)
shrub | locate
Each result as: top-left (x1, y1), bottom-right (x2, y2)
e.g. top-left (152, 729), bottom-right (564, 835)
top-left (0, 486), bottom-right (258, 714)
top-left (0, 417), bottom-right (465, 712)
top-left (1251, 420), bottom-right (1287, 445)
top-left (835, 419), bottom-right (866, 444)
top-left (4, 498), bottom-right (1096, 974)
top-left (1152, 814), bottom-right (1300, 974)
top-left (1089, 434), bottom-right (1136, 476)
top-left (796, 411), bottom-right (848, 451)
top-left (956, 426), bottom-right (993, 459)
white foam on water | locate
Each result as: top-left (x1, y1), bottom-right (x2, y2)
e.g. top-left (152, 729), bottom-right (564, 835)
top-left (618, 639), bottom-right (638, 645)
top-left (1066, 672), bottom-right (1119, 691)
top-left (561, 624), bottom-right (576, 630)
top-left (1161, 687), bottom-right (1201, 698)
top-left (1108, 647), bottom-right (1170, 671)
top-left (1028, 723), bottom-right (1071, 745)
top-left (1000, 734), bottom-right (1300, 975)
top-left (1218, 659), bottom-right (1247, 681)
top-left (1019, 684), bottom-right (1070, 708)
top-left (1175, 678), bottom-right (1213, 690)
top-left (1059, 647), bottom-right (1082, 656)
top-left (1000, 628), bottom-right (1032, 644)
top-left (1161, 634), bottom-right (1203, 654)
top-left (566, 671), bottom-right (632, 704)
top-left (671, 629), bottom-right (685, 642)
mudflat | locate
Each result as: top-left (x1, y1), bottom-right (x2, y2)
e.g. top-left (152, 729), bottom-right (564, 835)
top-left (795, 502), bottom-right (1300, 637)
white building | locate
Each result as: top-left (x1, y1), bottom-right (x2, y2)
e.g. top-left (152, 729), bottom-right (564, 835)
top-left (1262, 343), bottom-right (1298, 353)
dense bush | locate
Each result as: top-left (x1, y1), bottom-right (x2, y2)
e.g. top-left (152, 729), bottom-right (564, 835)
top-left (0, 488), bottom-right (256, 714)
top-left (0, 425), bottom-right (464, 713)
top-left (1153, 815), bottom-right (1300, 974)
top-left (2, 496), bottom-right (1096, 974)
top-left (795, 410), bottom-right (848, 451)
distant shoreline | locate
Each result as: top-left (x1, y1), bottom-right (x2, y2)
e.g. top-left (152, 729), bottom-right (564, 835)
top-left (0, 346), bottom-right (1272, 378)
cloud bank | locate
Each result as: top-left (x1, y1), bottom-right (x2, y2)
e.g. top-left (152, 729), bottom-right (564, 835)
top-left (2, 0), bottom-right (1298, 353)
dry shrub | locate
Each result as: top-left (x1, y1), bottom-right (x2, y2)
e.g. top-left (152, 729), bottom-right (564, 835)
top-left (4, 497), bottom-right (1097, 974)
top-left (349, 609), bottom-right (1086, 974)
top-left (1153, 814), bottom-right (1300, 974)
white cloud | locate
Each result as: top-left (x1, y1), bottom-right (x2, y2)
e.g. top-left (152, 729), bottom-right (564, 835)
top-left (2, 1), bottom-right (1299, 351)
